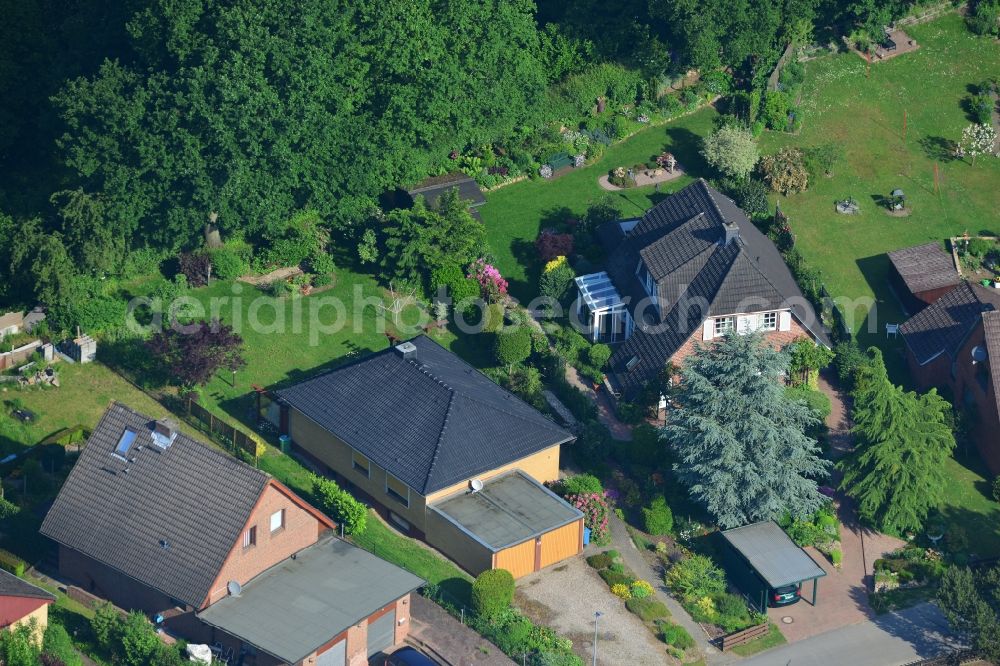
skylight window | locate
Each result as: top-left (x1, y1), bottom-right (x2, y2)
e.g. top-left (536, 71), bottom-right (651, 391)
top-left (114, 429), bottom-right (138, 458)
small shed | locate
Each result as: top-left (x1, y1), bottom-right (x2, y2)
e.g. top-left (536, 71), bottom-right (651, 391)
top-left (426, 471), bottom-right (584, 579)
top-left (721, 521), bottom-right (826, 609)
top-left (887, 242), bottom-right (960, 314)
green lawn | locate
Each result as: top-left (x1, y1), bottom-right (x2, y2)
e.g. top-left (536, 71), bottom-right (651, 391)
top-left (0, 362), bottom-right (178, 454)
top-left (730, 623), bottom-right (787, 657)
top-left (479, 108), bottom-right (717, 301)
top-left (938, 452), bottom-right (1000, 557)
top-left (758, 14), bottom-right (1000, 380)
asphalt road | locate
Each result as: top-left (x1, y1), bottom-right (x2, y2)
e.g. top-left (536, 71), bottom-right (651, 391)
top-left (738, 603), bottom-right (966, 666)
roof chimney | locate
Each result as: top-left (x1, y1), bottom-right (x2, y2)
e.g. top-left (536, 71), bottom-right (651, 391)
top-left (722, 220), bottom-right (740, 246)
top-left (152, 419), bottom-right (178, 449)
top-left (395, 341), bottom-right (418, 362)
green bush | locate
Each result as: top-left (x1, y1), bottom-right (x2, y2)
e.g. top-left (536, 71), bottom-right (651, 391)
top-left (0, 549), bottom-right (26, 577)
top-left (494, 326), bottom-right (533, 367)
top-left (557, 474), bottom-right (603, 497)
top-left (831, 548), bottom-right (843, 566)
top-left (472, 569), bottom-right (515, 619)
top-left (598, 569), bottom-right (633, 587)
top-left (308, 251), bottom-right (336, 276)
top-left (586, 552), bottom-right (613, 570)
top-left (659, 622), bottom-right (695, 650)
top-left (967, 238), bottom-right (995, 258)
top-left (210, 246), bottom-right (249, 280)
top-left (785, 386), bottom-right (832, 421)
top-left (761, 90), bottom-right (791, 130)
top-left (311, 475), bottom-right (367, 535)
top-left (608, 562), bottom-right (625, 574)
top-left (712, 592), bottom-right (753, 632)
top-left (43, 621), bottom-right (82, 666)
top-left (587, 343), bottom-right (611, 369)
top-left (119, 611), bottom-right (160, 666)
top-left (642, 496), bottom-right (674, 535)
top-left (992, 476), bottom-right (1000, 502)
top-left (665, 555), bottom-right (725, 601)
top-left (625, 596), bottom-right (669, 622)
top-left (430, 264), bottom-right (480, 305)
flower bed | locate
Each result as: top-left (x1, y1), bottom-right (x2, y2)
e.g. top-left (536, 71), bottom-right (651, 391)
top-left (585, 549), bottom-right (695, 659)
top-left (869, 546), bottom-right (946, 613)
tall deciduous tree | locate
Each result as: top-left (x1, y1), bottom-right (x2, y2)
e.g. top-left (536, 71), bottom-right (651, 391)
top-left (938, 565), bottom-right (1000, 663)
top-left (663, 332), bottom-right (831, 528)
top-left (838, 349), bottom-right (955, 534)
top-left (146, 319), bottom-right (246, 387)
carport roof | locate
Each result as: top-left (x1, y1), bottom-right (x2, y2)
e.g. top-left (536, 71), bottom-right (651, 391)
top-left (721, 521), bottom-right (826, 589)
top-left (197, 535), bottom-right (422, 664)
top-left (429, 471), bottom-right (583, 551)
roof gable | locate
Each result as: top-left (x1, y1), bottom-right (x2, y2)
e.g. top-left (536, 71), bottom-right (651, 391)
top-left (276, 336), bottom-right (573, 494)
top-left (900, 282), bottom-right (1000, 365)
top-left (888, 242), bottom-right (960, 295)
top-left (0, 569), bottom-right (55, 602)
top-left (40, 403), bottom-right (270, 607)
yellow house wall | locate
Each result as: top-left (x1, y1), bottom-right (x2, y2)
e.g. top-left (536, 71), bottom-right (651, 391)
top-left (287, 407), bottom-right (563, 533)
top-left (12, 603), bottom-right (49, 646)
top-left (424, 509), bottom-right (494, 576)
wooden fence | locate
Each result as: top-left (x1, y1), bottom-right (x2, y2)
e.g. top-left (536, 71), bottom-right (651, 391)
top-left (721, 623), bottom-right (769, 651)
top-left (186, 398), bottom-right (262, 462)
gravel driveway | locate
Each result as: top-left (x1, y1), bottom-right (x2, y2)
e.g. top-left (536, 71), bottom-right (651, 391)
top-left (514, 554), bottom-right (670, 666)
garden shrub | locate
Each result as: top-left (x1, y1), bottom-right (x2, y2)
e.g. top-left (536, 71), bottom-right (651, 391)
top-left (630, 580), bottom-right (654, 600)
top-left (209, 246), bottom-right (249, 280)
top-left (691, 596), bottom-right (717, 622)
top-left (308, 250), bottom-right (336, 277)
top-left (178, 251), bottom-right (212, 287)
top-left (43, 622), bottom-right (82, 666)
top-left (608, 562), bottom-right (625, 574)
top-left (539, 256), bottom-right (576, 302)
top-left (119, 611), bottom-right (160, 666)
top-left (536, 231), bottom-right (574, 262)
top-left (760, 147), bottom-right (809, 195)
top-left (785, 386), bottom-right (832, 421)
top-left (472, 569), bottom-right (515, 619)
top-left (494, 326), bottom-right (533, 367)
top-left (430, 264), bottom-right (480, 306)
top-left (599, 569), bottom-right (633, 587)
top-left (831, 548), bottom-right (843, 566)
top-left (761, 91), bottom-right (791, 130)
top-left (611, 582), bottom-right (632, 599)
top-left (569, 491), bottom-right (611, 544)
top-left (626, 596), bottom-right (669, 622)
top-left (993, 476), bottom-right (1000, 502)
top-left (586, 552), bottom-right (613, 570)
top-left (586, 343), bottom-right (611, 369)
top-left (665, 555), bottom-right (726, 601)
top-left (0, 549), bottom-right (26, 577)
top-left (712, 592), bottom-right (753, 632)
top-left (660, 622), bottom-right (695, 650)
top-left (311, 475), bottom-right (367, 535)
top-left (642, 496), bottom-right (674, 536)
top-left (572, 420), bottom-right (612, 469)
top-left (556, 474), bottom-right (603, 497)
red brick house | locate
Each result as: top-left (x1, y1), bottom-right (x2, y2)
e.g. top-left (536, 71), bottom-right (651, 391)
top-left (899, 282), bottom-right (1000, 473)
top-left (41, 402), bottom-right (422, 665)
top-left (0, 569), bottom-right (56, 645)
top-left (887, 242), bottom-right (960, 314)
top-left (575, 179), bottom-right (830, 403)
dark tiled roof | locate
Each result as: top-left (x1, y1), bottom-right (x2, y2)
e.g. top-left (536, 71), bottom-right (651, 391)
top-left (887, 242), bottom-right (959, 295)
top-left (982, 311), bottom-right (1000, 419)
top-left (41, 403), bottom-right (269, 608)
top-left (900, 282), bottom-right (1000, 365)
top-left (408, 173), bottom-right (486, 208)
top-left (603, 180), bottom-right (829, 399)
top-left (0, 569), bottom-right (55, 602)
top-left (276, 336), bottom-right (573, 495)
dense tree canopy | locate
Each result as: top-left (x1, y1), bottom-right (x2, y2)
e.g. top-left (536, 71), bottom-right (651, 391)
top-left (663, 332), bottom-right (831, 529)
top-left (838, 349), bottom-right (955, 535)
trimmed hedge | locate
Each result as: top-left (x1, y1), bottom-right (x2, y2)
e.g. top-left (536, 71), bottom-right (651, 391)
top-left (472, 569), bottom-right (515, 619)
top-left (311, 475), bottom-right (367, 535)
top-left (659, 622), bottom-right (695, 649)
top-left (641, 497), bottom-right (674, 535)
top-left (598, 569), bottom-right (633, 587)
top-left (625, 597), bottom-right (670, 622)
top-left (0, 548), bottom-right (26, 577)
top-left (586, 553), bottom-right (613, 570)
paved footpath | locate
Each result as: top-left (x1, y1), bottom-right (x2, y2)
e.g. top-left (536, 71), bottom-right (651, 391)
top-left (409, 594), bottom-right (514, 666)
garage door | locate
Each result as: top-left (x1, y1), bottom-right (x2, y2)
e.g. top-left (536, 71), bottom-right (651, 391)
top-left (539, 520), bottom-right (583, 569)
top-left (495, 539), bottom-right (536, 578)
top-left (367, 610), bottom-right (396, 657)
top-left (316, 639), bottom-right (345, 666)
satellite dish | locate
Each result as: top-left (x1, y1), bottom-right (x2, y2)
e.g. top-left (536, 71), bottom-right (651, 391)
top-left (972, 345), bottom-right (988, 363)
top-left (470, 478), bottom-right (484, 493)
top-left (227, 580), bottom-right (242, 597)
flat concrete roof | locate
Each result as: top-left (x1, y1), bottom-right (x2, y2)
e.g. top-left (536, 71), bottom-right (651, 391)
top-left (197, 535), bottom-right (422, 663)
top-left (429, 471), bottom-right (583, 551)
top-left (721, 521), bottom-right (826, 589)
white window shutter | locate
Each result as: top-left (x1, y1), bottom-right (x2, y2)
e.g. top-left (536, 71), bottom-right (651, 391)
top-left (702, 319), bottom-right (714, 341)
top-left (778, 311), bottom-right (792, 332)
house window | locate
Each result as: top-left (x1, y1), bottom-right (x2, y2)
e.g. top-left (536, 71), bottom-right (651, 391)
top-left (242, 526), bottom-right (256, 549)
top-left (761, 311), bottom-right (777, 331)
top-left (386, 473), bottom-right (410, 508)
top-left (713, 317), bottom-right (735, 336)
top-left (352, 451), bottom-right (370, 478)
top-left (269, 509), bottom-right (285, 533)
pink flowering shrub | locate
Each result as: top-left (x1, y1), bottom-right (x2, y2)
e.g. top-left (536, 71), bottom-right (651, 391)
top-left (569, 491), bottom-right (611, 545)
top-left (469, 259), bottom-right (508, 303)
